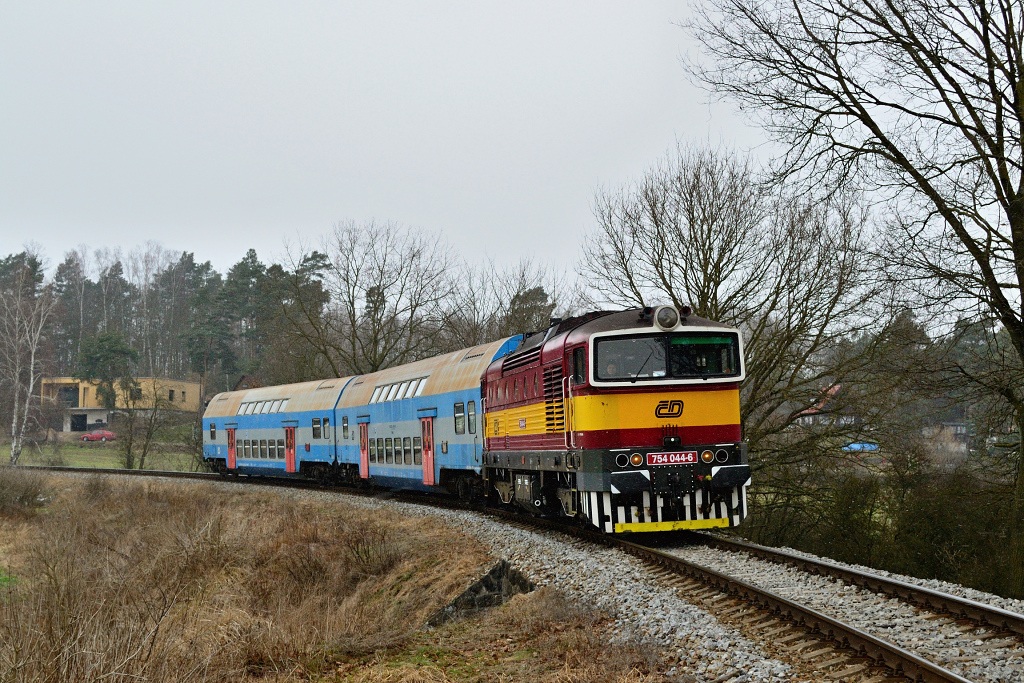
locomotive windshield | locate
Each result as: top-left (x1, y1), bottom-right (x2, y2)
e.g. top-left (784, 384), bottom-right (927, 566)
top-left (595, 332), bottom-right (741, 382)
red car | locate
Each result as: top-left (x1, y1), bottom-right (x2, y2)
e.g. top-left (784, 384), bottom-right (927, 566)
top-left (80, 429), bottom-right (116, 442)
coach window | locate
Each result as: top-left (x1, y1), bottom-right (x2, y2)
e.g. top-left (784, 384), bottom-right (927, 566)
top-left (370, 387), bottom-right (383, 403)
top-left (396, 438), bottom-right (405, 463)
top-left (468, 401), bottom-right (477, 434)
top-left (376, 438), bottom-right (384, 462)
top-left (342, 416), bottom-right (349, 440)
top-left (403, 437), bottom-right (412, 464)
top-left (267, 439), bottom-right (275, 459)
top-left (385, 438), bottom-right (394, 463)
top-left (261, 401), bottom-right (272, 414)
top-left (369, 437), bottom-right (377, 462)
top-left (323, 418), bottom-right (330, 439)
top-left (312, 418), bottom-right (322, 439)
top-left (413, 436), bottom-right (422, 464)
top-left (209, 424), bottom-right (216, 440)
top-left (277, 439), bottom-right (285, 457)
top-left (259, 439), bottom-right (268, 458)
top-left (454, 402), bottom-right (466, 434)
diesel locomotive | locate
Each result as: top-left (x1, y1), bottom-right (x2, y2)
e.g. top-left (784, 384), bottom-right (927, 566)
top-left (202, 306), bottom-right (750, 533)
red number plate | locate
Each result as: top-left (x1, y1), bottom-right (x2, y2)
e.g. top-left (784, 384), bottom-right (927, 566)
top-left (647, 451), bottom-right (698, 466)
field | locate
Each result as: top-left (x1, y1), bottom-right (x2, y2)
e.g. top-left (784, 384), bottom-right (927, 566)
top-left (11, 437), bottom-right (201, 471)
top-left (0, 469), bottom-right (668, 682)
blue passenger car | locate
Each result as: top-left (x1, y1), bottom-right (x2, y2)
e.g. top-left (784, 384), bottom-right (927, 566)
top-left (202, 336), bottom-right (522, 490)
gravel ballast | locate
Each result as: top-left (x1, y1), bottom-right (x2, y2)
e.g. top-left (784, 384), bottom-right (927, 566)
top-left (669, 544), bottom-right (1024, 683)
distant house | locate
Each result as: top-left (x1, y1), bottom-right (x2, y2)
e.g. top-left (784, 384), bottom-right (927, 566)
top-left (40, 377), bottom-right (202, 432)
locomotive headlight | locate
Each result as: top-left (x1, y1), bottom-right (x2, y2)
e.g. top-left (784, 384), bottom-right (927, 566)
top-left (655, 306), bottom-right (680, 330)
top-left (701, 450), bottom-right (715, 463)
top-left (615, 453), bottom-right (629, 468)
top-left (630, 453), bottom-right (644, 466)
top-left (715, 449), bottom-right (730, 463)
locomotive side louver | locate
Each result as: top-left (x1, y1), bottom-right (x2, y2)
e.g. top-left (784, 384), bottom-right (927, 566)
top-left (543, 365), bottom-right (565, 433)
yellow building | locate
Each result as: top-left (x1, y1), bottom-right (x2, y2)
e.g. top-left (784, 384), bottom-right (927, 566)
top-left (40, 377), bottom-right (202, 432)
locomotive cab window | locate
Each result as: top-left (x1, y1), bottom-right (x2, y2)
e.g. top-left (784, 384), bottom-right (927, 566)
top-left (454, 402), bottom-right (465, 434)
top-left (573, 347), bottom-right (586, 384)
top-left (312, 418), bottom-right (322, 439)
top-left (595, 332), bottom-right (741, 381)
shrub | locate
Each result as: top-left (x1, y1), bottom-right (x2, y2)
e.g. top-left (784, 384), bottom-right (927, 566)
top-left (0, 466), bottom-right (47, 516)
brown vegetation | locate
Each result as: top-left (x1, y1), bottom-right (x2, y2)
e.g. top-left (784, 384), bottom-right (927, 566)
top-left (0, 472), bottom-right (667, 682)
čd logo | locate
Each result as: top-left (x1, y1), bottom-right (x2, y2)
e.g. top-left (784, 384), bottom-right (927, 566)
top-left (655, 400), bottom-right (683, 418)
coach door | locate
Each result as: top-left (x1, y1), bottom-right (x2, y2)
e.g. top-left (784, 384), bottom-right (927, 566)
top-left (284, 427), bottom-right (296, 473)
top-left (227, 428), bottom-right (237, 469)
top-left (358, 423), bottom-right (369, 479)
top-left (420, 417), bottom-right (435, 486)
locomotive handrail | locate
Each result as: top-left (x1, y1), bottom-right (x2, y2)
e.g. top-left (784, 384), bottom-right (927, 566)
top-left (563, 375), bottom-right (576, 450)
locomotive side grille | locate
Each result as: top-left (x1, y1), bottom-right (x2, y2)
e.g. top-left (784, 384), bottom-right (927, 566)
top-left (503, 347), bottom-right (541, 372)
top-left (543, 365), bottom-right (565, 433)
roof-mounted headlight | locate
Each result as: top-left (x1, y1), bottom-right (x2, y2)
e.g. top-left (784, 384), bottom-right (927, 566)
top-left (655, 306), bottom-right (679, 330)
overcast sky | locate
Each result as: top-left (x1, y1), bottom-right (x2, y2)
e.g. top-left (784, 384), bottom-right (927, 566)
top-left (0, 2), bottom-right (758, 276)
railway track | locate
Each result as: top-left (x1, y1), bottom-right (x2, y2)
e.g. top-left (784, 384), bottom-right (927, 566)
top-left (27, 466), bottom-right (1024, 682)
top-left (679, 533), bottom-right (1024, 638)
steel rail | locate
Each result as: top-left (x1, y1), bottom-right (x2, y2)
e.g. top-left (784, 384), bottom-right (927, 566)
top-left (686, 533), bottom-right (1024, 638)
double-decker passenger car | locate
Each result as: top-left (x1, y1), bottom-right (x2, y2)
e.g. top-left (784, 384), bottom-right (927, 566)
top-left (202, 306), bottom-right (750, 533)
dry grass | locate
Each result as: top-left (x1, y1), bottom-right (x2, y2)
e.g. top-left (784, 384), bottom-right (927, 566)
top-left (0, 472), bottom-right (490, 682)
top-left (0, 471), bottom-right (673, 682)
top-left (342, 588), bottom-right (672, 683)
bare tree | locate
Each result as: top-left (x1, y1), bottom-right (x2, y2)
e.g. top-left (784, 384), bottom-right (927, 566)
top-left (0, 252), bottom-right (58, 465)
top-left (583, 144), bottom-right (880, 459)
top-left (116, 378), bottom-right (169, 470)
top-left (687, 0), bottom-right (1024, 487)
top-left (283, 221), bottom-right (458, 376)
top-left (442, 258), bottom-right (573, 350)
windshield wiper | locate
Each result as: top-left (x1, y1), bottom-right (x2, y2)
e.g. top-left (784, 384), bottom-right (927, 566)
top-left (631, 349), bottom-right (655, 383)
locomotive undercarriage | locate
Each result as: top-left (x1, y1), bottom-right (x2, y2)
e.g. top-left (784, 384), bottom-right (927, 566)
top-left (482, 447), bottom-right (750, 533)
